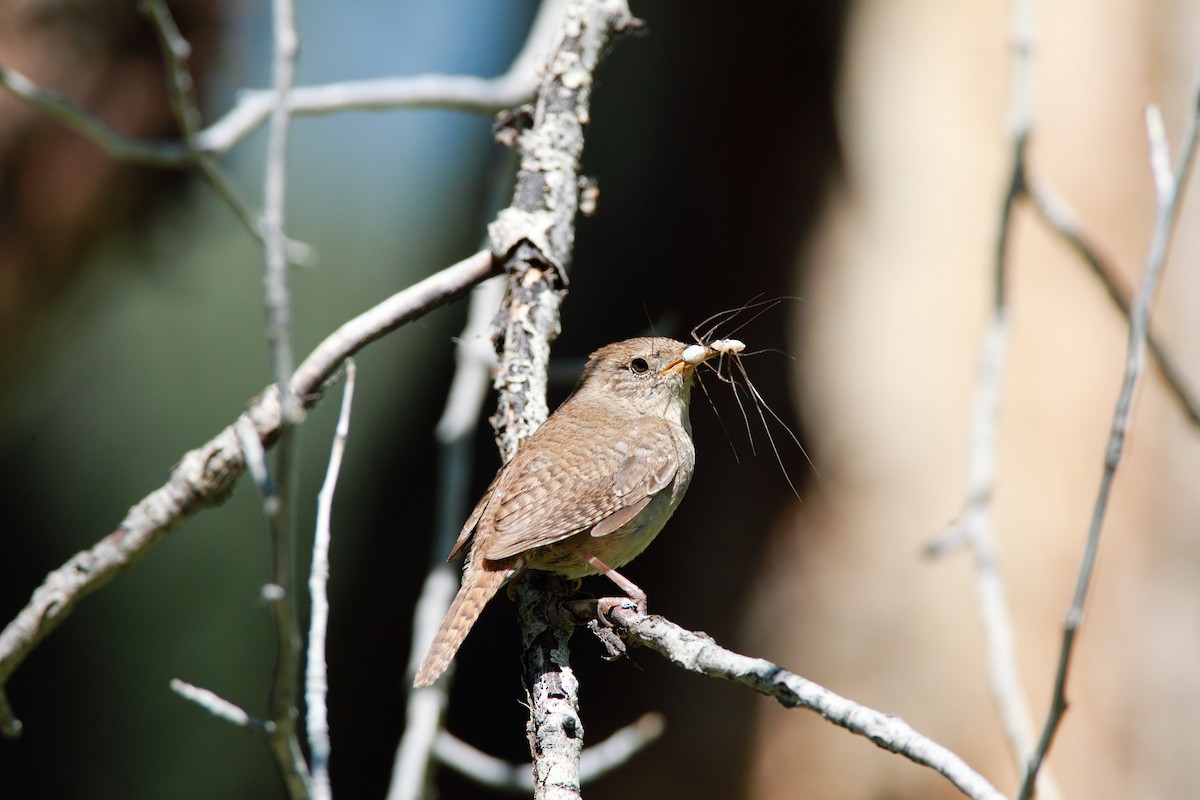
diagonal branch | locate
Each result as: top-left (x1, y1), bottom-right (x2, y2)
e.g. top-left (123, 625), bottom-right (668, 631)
top-left (1025, 179), bottom-right (1200, 426)
top-left (604, 607), bottom-right (1006, 800)
top-left (1018, 88), bottom-right (1200, 800)
top-left (0, 250), bottom-right (498, 739)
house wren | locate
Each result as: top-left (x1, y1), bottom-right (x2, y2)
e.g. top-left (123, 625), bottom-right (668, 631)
top-left (413, 336), bottom-right (723, 687)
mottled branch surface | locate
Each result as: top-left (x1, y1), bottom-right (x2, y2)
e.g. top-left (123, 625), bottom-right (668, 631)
top-left (481, 2), bottom-right (639, 799)
top-left (489, 0), bottom-right (641, 458)
top-left (519, 574), bottom-right (586, 800)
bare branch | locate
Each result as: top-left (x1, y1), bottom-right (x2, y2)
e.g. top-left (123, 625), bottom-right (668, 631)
top-left (0, 14), bottom-right (550, 163)
top-left (1026, 179), bottom-right (1200, 427)
top-left (432, 712), bottom-right (665, 792)
top-left (0, 249), bottom-right (497, 739)
top-left (931, 2), bottom-right (1052, 795)
top-left (0, 64), bottom-right (189, 164)
top-left (388, 277), bottom-right (503, 800)
top-left (170, 678), bottom-right (272, 735)
top-left (198, 0), bottom-right (564, 154)
top-left (0, 1), bottom-right (564, 267)
top-left (141, 0), bottom-right (202, 140)
top-left (9, 6), bottom-right (315, 265)
top-left (306, 360), bottom-right (358, 800)
top-left (605, 607), bottom-right (1006, 800)
top-left (254, 2), bottom-right (311, 794)
top-left (1018, 81), bottom-right (1200, 800)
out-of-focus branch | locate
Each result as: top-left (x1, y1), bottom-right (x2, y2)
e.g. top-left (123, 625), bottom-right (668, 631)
top-left (0, 0), bottom-right (561, 162)
top-left (170, 678), bottom-right (272, 734)
top-left (1018, 89), bottom-right (1200, 800)
top-left (0, 64), bottom-right (540, 163)
top-left (929, 3), bottom-right (1054, 796)
top-left (1026, 179), bottom-right (1200, 426)
top-left (431, 713), bottom-right (665, 793)
top-left (0, 1), bottom-right (566, 267)
top-left (388, 277), bottom-right (503, 800)
top-left (306, 360), bottom-right (357, 800)
top-left (255, 2), bottom-right (310, 793)
top-left (198, 0), bottom-right (564, 154)
top-left (0, 249), bottom-right (498, 740)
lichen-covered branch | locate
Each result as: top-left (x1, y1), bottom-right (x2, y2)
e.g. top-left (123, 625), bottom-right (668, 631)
top-left (488, 0), bottom-right (641, 458)
top-left (481, 2), bottom-right (640, 797)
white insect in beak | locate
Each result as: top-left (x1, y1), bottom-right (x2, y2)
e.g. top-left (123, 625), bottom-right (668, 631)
top-left (682, 338), bottom-right (745, 367)
top-left (711, 338), bottom-right (745, 356)
top-left (681, 344), bottom-right (710, 366)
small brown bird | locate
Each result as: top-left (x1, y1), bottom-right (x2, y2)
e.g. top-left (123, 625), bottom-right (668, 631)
top-left (413, 336), bottom-right (721, 687)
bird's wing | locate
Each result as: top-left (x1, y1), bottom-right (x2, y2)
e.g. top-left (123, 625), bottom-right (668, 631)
top-left (479, 409), bottom-right (684, 561)
top-left (446, 469), bottom-right (503, 562)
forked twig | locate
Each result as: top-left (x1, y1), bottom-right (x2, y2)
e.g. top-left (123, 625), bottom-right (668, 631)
top-left (1017, 91), bottom-right (1200, 800)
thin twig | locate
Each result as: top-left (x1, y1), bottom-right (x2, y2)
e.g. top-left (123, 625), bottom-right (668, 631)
top-left (0, 64), bottom-right (190, 165)
top-left (1026, 178), bottom-right (1200, 427)
top-left (256, 1), bottom-right (309, 795)
top-left (307, 360), bottom-right (358, 800)
top-left (0, 0), bottom-right (556, 164)
top-left (0, 64), bottom-right (537, 162)
top-left (141, 0), bottom-right (201, 140)
top-left (143, 3), bottom-right (320, 264)
top-left (198, 0), bottom-right (563, 154)
top-left (0, 0), bottom-right (557, 268)
top-left (1018, 88), bottom-right (1200, 800)
top-left (930, 1), bottom-right (1052, 794)
top-left (170, 678), bottom-right (272, 734)
top-left (0, 249), bottom-right (497, 740)
top-left (432, 712), bottom-right (665, 793)
top-left (604, 607), bottom-right (1006, 800)
top-left (262, 0), bottom-right (302, 424)
top-left (388, 277), bottom-right (503, 800)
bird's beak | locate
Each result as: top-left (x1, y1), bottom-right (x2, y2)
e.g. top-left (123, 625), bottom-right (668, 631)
top-left (659, 358), bottom-right (686, 376)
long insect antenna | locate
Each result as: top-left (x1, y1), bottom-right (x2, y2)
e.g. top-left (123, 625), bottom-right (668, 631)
top-left (689, 299), bottom-right (809, 495)
top-left (689, 292), bottom-right (779, 345)
top-left (694, 369), bottom-right (741, 464)
top-left (734, 361), bottom-right (801, 498)
top-left (709, 294), bottom-right (802, 340)
top-left (715, 297), bottom-right (786, 341)
top-left (713, 358), bottom-right (758, 456)
top-left (732, 356), bottom-right (816, 485)
top-left (691, 303), bottom-right (751, 346)
top-left (742, 346), bottom-right (794, 361)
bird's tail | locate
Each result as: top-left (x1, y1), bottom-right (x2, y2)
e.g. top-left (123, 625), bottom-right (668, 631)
top-left (413, 563), bottom-right (509, 687)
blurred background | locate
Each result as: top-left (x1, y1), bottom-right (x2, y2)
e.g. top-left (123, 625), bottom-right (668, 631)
top-left (1, 1), bottom-right (1198, 798)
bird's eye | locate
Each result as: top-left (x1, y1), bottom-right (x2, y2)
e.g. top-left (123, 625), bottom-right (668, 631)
top-left (629, 357), bottom-right (651, 374)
